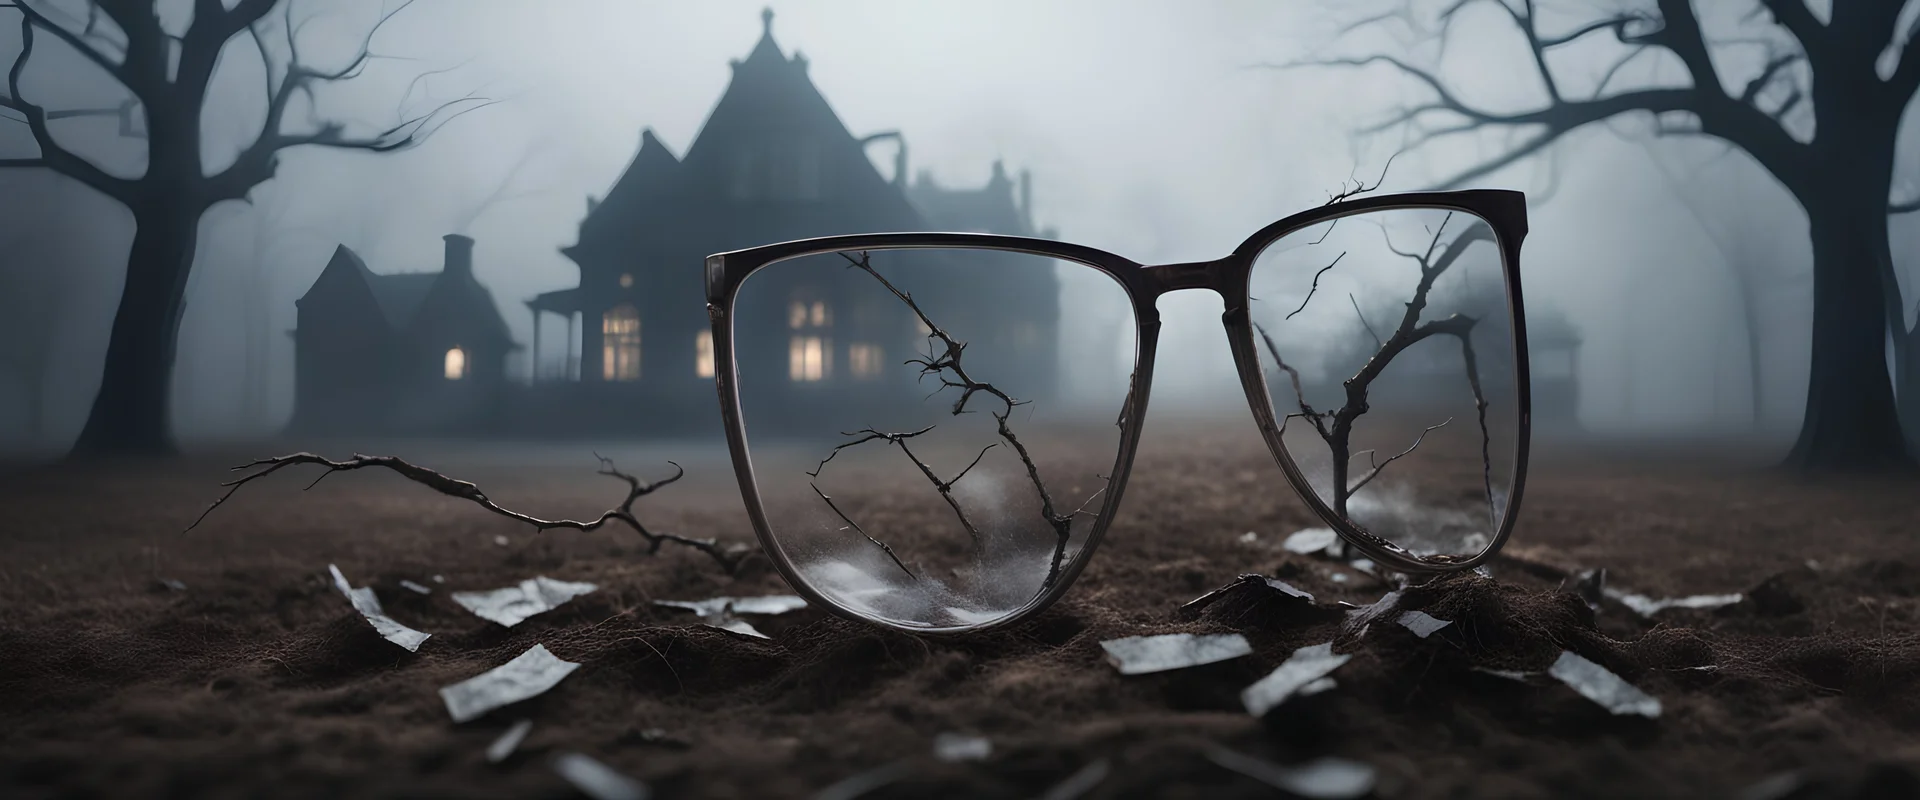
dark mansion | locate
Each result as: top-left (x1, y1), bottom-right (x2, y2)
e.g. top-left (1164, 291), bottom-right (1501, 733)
top-left (290, 9), bottom-right (1060, 436)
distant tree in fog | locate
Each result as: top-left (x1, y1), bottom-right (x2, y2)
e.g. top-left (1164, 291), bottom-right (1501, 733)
top-left (1299, 0), bottom-right (1920, 469)
top-left (0, 0), bottom-right (488, 457)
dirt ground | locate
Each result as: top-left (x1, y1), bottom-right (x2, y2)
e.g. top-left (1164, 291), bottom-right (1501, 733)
top-left (3, 420), bottom-right (1919, 799)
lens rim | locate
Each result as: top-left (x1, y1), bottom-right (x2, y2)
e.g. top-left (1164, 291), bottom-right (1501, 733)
top-left (706, 189), bottom-right (1531, 635)
top-left (1227, 201), bottom-right (1532, 575)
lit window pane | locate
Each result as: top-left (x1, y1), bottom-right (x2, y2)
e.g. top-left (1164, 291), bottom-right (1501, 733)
top-left (444, 347), bottom-right (466, 380)
top-left (789, 301), bottom-right (806, 330)
top-left (695, 330), bottom-right (715, 378)
top-left (849, 342), bottom-right (882, 379)
top-left (810, 301), bottom-right (827, 327)
top-left (602, 304), bottom-right (641, 381)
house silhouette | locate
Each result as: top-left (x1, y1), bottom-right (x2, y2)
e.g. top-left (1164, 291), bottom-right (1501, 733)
top-left (524, 8), bottom-right (1061, 434)
top-left (288, 234), bottom-right (516, 434)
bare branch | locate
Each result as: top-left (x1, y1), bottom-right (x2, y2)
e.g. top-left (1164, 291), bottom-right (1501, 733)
top-left (811, 251), bottom-right (1111, 589)
top-left (1347, 417), bottom-right (1453, 496)
top-left (1287, 252), bottom-right (1347, 320)
top-left (0, 14), bottom-right (135, 200)
top-left (1350, 292), bottom-right (1385, 347)
top-left (206, 0), bottom-right (493, 206)
top-left (187, 452), bottom-right (748, 573)
top-left (810, 483), bottom-right (916, 580)
top-left (11, 1), bottom-right (130, 85)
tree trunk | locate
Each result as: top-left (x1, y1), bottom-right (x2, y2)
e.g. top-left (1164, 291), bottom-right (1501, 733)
top-left (70, 202), bottom-right (202, 457)
top-left (1898, 326), bottom-right (1920, 451)
top-left (1784, 199), bottom-right (1912, 469)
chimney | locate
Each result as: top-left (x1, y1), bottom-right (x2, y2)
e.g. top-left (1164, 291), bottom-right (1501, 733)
top-left (443, 234), bottom-right (474, 279)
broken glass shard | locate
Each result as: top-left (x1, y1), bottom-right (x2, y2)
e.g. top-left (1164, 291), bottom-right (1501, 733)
top-left (703, 618), bottom-right (769, 639)
top-left (439, 643), bottom-right (581, 723)
top-left (1206, 747), bottom-right (1377, 800)
top-left (486, 719), bottom-right (533, 764)
top-left (159, 578), bottom-right (187, 592)
top-left (1470, 667), bottom-right (1535, 682)
top-left (1341, 589), bottom-right (1403, 638)
top-left (452, 576), bottom-right (599, 627)
top-left (1241, 642), bottom-right (1352, 717)
top-left (551, 752), bottom-right (649, 800)
top-left (1283, 527), bottom-right (1339, 555)
top-left (1396, 610), bottom-right (1452, 639)
top-left (932, 733), bottom-right (991, 763)
top-left (327, 564), bottom-right (431, 652)
top-left (1548, 650), bottom-right (1661, 718)
top-left (400, 579), bottom-right (432, 595)
top-left (1606, 588), bottom-right (1743, 617)
top-left (1100, 633), bottom-right (1253, 675)
top-left (654, 595), bottom-right (808, 617)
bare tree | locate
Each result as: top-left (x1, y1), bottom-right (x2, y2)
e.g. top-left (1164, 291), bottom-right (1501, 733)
top-left (806, 252), bottom-right (1108, 589)
top-left (1255, 213), bottom-right (1497, 563)
top-left (0, 0), bottom-right (490, 457)
top-left (1292, 0), bottom-right (1920, 469)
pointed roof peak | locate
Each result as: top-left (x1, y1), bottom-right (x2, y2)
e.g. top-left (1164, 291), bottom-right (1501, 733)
top-left (739, 6), bottom-right (788, 68)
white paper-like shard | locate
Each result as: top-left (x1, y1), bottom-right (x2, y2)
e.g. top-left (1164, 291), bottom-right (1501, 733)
top-left (1342, 589), bottom-right (1403, 637)
top-left (1207, 747), bottom-right (1377, 800)
top-left (452, 576), bottom-right (599, 628)
top-left (400, 579), bottom-right (433, 595)
top-left (932, 733), bottom-right (991, 763)
top-left (1100, 633), bottom-right (1252, 675)
top-left (1471, 667), bottom-right (1535, 682)
top-left (439, 643), bottom-right (581, 723)
top-left (486, 719), bottom-right (533, 764)
top-left (1607, 589), bottom-right (1743, 617)
top-left (327, 564), bottom-right (431, 652)
top-left (703, 619), bottom-right (769, 639)
top-left (1397, 610), bottom-right (1452, 639)
top-left (1548, 650), bottom-right (1661, 718)
top-left (1299, 676), bottom-right (1337, 696)
top-left (1241, 642), bottom-right (1352, 717)
top-left (653, 595), bottom-right (808, 618)
top-left (1283, 527), bottom-right (1339, 555)
top-left (552, 752), bottom-right (649, 800)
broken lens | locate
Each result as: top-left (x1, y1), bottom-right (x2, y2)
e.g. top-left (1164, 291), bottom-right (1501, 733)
top-left (729, 247), bottom-right (1137, 630)
top-left (1247, 207), bottom-right (1521, 562)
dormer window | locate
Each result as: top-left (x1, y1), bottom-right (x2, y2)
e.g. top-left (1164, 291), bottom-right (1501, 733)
top-left (618, 273), bottom-right (634, 288)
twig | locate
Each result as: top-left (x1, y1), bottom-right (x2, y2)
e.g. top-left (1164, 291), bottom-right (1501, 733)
top-left (810, 483), bottom-right (916, 579)
top-left (810, 251), bottom-right (1109, 589)
top-left (1286, 252), bottom-right (1347, 320)
top-left (186, 452), bottom-right (747, 573)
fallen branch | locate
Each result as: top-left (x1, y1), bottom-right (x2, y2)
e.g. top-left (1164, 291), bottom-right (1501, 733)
top-left (187, 452), bottom-right (749, 573)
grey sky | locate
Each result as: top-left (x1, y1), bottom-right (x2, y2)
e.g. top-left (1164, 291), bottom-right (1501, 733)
top-left (0, 0), bottom-right (1915, 449)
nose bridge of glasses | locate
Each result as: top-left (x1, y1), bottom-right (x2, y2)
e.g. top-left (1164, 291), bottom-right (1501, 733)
top-left (1141, 257), bottom-right (1234, 297)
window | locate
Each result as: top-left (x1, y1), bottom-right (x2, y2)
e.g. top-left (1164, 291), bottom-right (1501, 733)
top-left (848, 342), bottom-right (883, 379)
top-left (618, 273), bottom-right (634, 289)
top-left (789, 335), bottom-right (829, 381)
top-left (695, 330), bottom-right (715, 378)
top-left (444, 347), bottom-right (467, 380)
top-left (789, 301), bottom-right (807, 330)
top-left (602, 304), bottom-right (641, 381)
top-left (810, 301), bottom-right (830, 327)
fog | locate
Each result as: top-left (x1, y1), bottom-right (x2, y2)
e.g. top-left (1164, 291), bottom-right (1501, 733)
top-left (1, 0), bottom-right (1916, 454)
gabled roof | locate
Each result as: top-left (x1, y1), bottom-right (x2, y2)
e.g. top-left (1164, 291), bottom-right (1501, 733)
top-left (365, 273), bottom-right (440, 330)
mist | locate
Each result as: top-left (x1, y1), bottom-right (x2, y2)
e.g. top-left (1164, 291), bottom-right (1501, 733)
top-left (1, 0), bottom-right (1916, 456)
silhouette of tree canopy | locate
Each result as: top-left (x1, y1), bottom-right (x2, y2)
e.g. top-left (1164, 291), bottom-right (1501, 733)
top-left (1290, 0), bottom-right (1920, 469)
top-left (0, 0), bottom-right (489, 456)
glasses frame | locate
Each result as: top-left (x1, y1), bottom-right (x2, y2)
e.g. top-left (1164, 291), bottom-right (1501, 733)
top-left (705, 189), bottom-right (1532, 635)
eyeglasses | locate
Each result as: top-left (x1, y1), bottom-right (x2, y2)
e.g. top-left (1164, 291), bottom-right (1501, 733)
top-left (704, 190), bottom-right (1532, 635)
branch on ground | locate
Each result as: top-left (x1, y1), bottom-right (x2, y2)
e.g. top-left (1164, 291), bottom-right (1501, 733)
top-left (186, 452), bottom-right (750, 573)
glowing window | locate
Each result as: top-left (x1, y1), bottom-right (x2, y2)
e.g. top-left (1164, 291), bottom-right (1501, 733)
top-left (695, 330), bottom-right (715, 378)
top-left (602, 304), bottom-right (641, 381)
top-left (444, 347), bottom-right (467, 380)
top-left (789, 301), bottom-right (807, 329)
top-left (810, 300), bottom-right (829, 327)
top-left (789, 335), bottom-right (829, 382)
top-left (848, 342), bottom-right (883, 379)
top-left (618, 273), bottom-right (634, 288)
